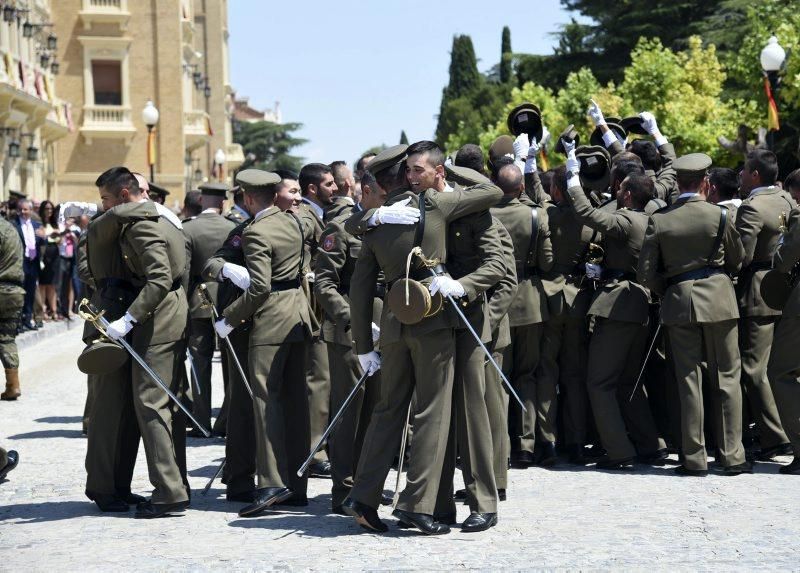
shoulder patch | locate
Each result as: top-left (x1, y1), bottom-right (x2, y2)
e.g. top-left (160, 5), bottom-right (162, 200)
top-left (226, 234), bottom-right (242, 249)
top-left (322, 234), bottom-right (336, 252)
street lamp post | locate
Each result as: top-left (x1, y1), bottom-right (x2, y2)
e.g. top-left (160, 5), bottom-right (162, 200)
top-left (141, 100), bottom-right (160, 182)
top-left (760, 36), bottom-right (786, 150)
top-left (214, 148), bottom-right (226, 182)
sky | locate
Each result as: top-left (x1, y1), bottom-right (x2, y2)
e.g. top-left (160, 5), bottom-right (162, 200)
top-left (229, 0), bottom-right (584, 166)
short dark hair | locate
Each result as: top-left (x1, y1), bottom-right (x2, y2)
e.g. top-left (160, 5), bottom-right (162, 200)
top-left (95, 166), bottom-right (139, 196)
top-left (183, 190), bottom-right (202, 217)
top-left (611, 159), bottom-right (645, 188)
top-left (551, 165), bottom-right (568, 196)
top-left (355, 153), bottom-right (376, 174)
top-left (274, 169), bottom-right (299, 181)
top-left (406, 140), bottom-right (445, 168)
top-left (489, 155), bottom-right (514, 181)
top-left (455, 144), bottom-right (485, 174)
top-left (785, 168), bottom-right (800, 192)
top-left (540, 170), bottom-right (555, 196)
top-left (622, 174), bottom-right (655, 209)
top-left (360, 170), bottom-right (377, 193)
top-left (708, 167), bottom-right (739, 201)
top-left (375, 162), bottom-right (406, 193)
top-left (629, 140), bottom-right (662, 172)
top-left (496, 163), bottom-right (523, 195)
top-left (746, 148), bottom-right (779, 185)
top-left (298, 163), bottom-right (332, 196)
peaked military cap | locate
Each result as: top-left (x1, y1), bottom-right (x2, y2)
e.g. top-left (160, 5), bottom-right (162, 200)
top-left (576, 145), bottom-right (611, 191)
top-left (488, 135), bottom-right (514, 168)
top-left (77, 340), bottom-right (127, 375)
top-left (445, 164), bottom-right (491, 187)
top-left (236, 169), bottom-right (281, 189)
top-left (621, 116), bottom-right (649, 136)
top-left (198, 182), bottom-right (229, 197)
top-left (507, 102), bottom-right (543, 143)
top-left (589, 118), bottom-right (627, 148)
top-left (148, 182), bottom-right (170, 198)
top-left (555, 124), bottom-right (580, 155)
top-left (673, 153), bottom-right (712, 176)
top-left (8, 190), bottom-right (26, 200)
top-left (366, 144), bottom-right (408, 176)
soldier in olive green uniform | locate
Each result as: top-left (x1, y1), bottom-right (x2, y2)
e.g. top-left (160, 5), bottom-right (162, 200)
top-left (735, 149), bottom-right (794, 459)
top-left (489, 163), bottom-right (554, 466)
top-left (563, 144), bottom-right (666, 467)
top-left (0, 215), bottom-right (24, 401)
top-left (767, 205), bottom-right (800, 474)
top-left (214, 169), bottom-right (313, 517)
top-left (638, 154), bottom-right (750, 476)
top-left (341, 145), bottom-right (502, 535)
top-left (203, 218), bottom-right (257, 501)
top-left (225, 186), bottom-right (251, 225)
top-left (183, 183), bottom-right (236, 434)
top-left (314, 175), bottom-right (385, 513)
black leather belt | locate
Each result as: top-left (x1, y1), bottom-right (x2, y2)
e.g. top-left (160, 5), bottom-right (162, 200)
top-left (667, 266), bottom-right (725, 286)
top-left (98, 278), bottom-right (138, 292)
top-left (271, 278), bottom-right (301, 292)
top-left (339, 283), bottom-right (387, 299)
top-left (552, 263), bottom-right (585, 277)
top-left (516, 263), bottom-right (539, 279)
top-left (600, 269), bottom-right (637, 283)
top-left (744, 261), bottom-right (772, 273)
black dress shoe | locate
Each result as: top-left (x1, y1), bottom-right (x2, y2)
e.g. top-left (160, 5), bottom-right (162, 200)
top-left (279, 493), bottom-right (308, 507)
top-left (392, 509), bottom-right (450, 535)
top-left (636, 448), bottom-right (669, 465)
top-left (87, 492), bottom-right (129, 512)
top-left (226, 490), bottom-right (256, 503)
top-left (498, 488), bottom-right (506, 501)
top-left (535, 442), bottom-right (558, 467)
top-left (342, 497), bottom-right (388, 533)
top-left (118, 492), bottom-right (147, 505)
top-left (565, 445), bottom-right (587, 465)
top-left (674, 465), bottom-right (708, 477)
top-left (715, 461), bottom-right (753, 476)
top-left (779, 457), bottom-right (800, 475)
top-left (462, 512), bottom-right (498, 532)
top-left (308, 460), bottom-right (332, 478)
top-left (510, 450), bottom-right (535, 468)
top-left (331, 505), bottom-right (348, 515)
top-left (596, 456), bottom-right (635, 470)
top-left (380, 493), bottom-right (393, 506)
top-left (134, 500), bottom-right (189, 519)
top-left (238, 487), bottom-right (293, 517)
top-left (758, 443), bottom-right (793, 461)
top-left (0, 450), bottom-right (19, 481)
top-left (454, 488), bottom-right (467, 500)
top-left (584, 444), bottom-right (607, 460)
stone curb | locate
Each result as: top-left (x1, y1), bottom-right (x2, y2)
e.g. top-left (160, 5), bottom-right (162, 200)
top-left (16, 318), bottom-right (83, 351)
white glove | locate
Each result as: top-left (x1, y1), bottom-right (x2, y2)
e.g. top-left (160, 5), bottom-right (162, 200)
top-left (221, 262), bottom-right (251, 290)
top-left (358, 351), bottom-right (381, 376)
top-left (371, 322), bottom-right (381, 343)
top-left (373, 197), bottom-right (419, 226)
top-left (59, 201), bottom-right (98, 226)
top-left (540, 125), bottom-right (552, 147)
top-left (639, 111), bottom-right (668, 146)
top-left (588, 99), bottom-right (606, 126)
top-left (214, 318), bottom-right (234, 339)
top-left (512, 133), bottom-right (530, 161)
top-left (105, 312), bottom-right (136, 340)
top-left (525, 137), bottom-right (540, 174)
top-left (429, 276), bottom-right (466, 298)
top-left (565, 141), bottom-right (581, 188)
top-left (585, 263), bottom-right (603, 280)
top-left (305, 271), bottom-right (315, 283)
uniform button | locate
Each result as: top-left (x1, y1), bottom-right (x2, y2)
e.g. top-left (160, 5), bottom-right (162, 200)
top-left (241, 320), bottom-right (245, 323)
top-left (462, 301), bottom-right (467, 307)
top-left (118, 297), bottom-right (123, 301)
top-left (455, 232), bottom-right (461, 237)
top-left (123, 255), bottom-right (128, 259)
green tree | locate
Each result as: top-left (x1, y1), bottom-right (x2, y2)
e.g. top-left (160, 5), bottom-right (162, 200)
top-left (500, 26), bottom-right (513, 84)
top-left (233, 120), bottom-right (306, 173)
top-left (400, 130), bottom-right (409, 145)
top-left (435, 35), bottom-right (482, 143)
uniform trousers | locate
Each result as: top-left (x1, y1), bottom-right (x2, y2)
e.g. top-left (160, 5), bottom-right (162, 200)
top-left (250, 340), bottom-right (309, 495)
top-left (350, 327), bottom-right (454, 515)
top-left (306, 337), bottom-right (330, 464)
top-left (223, 328), bottom-right (255, 495)
top-left (327, 342), bottom-right (379, 508)
top-left (586, 318), bottom-right (664, 460)
top-left (188, 318), bottom-right (215, 429)
top-left (767, 316), bottom-right (800, 452)
top-left (485, 349), bottom-right (509, 489)
top-left (666, 320), bottom-right (746, 470)
top-left (739, 316), bottom-right (788, 448)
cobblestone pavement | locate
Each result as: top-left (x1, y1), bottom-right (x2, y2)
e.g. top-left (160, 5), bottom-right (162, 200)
top-left (1, 327), bottom-right (798, 571)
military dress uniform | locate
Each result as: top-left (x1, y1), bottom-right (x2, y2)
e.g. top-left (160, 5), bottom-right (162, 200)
top-left (222, 177), bottom-right (313, 511)
top-left (638, 157), bottom-right (747, 473)
top-left (767, 206), bottom-right (800, 472)
top-left (735, 186), bottom-right (794, 453)
top-left (314, 204), bottom-right (383, 511)
top-left (299, 199), bottom-right (331, 472)
top-left (183, 191), bottom-right (236, 433)
top-left (344, 168), bottom-right (502, 523)
top-left (489, 195), bottom-right (554, 463)
top-left (324, 195), bottom-right (356, 222)
top-left (0, 216), bottom-right (24, 401)
top-left (203, 220), bottom-right (256, 499)
top-left (565, 183), bottom-right (666, 463)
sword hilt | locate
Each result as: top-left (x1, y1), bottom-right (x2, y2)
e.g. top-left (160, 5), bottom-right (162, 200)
top-left (197, 283), bottom-right (215, 310)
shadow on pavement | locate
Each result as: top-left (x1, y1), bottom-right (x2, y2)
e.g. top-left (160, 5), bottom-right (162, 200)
top-left (188, 460), bottom-right (224, 478)
top-left (0, 501), bottom-right (129, 523)
top-left (7, 429), bottom-right (84, 440)
top-left (34, 416), bottom-right (83, 424)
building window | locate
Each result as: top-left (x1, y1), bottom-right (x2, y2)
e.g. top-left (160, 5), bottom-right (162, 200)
top-left (91, 60), bottom-right (122, 105)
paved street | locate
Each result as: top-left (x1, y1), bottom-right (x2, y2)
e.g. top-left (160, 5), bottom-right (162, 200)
top-left (0, 325), bottom-right (798, 571)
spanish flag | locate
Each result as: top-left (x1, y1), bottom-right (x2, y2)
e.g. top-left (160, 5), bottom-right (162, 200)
top-left (765, 76), bottom-right (780, 131)
top-left (147, 128), bottom-right (156, 166)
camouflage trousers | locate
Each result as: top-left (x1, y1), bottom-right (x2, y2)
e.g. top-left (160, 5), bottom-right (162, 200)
top-left (0, 285), bottom-right (24, 369)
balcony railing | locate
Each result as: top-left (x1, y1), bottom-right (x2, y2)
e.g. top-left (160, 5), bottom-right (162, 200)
top-left (79, 0), bottom-right (130, 30)
top-left (80, 104), bottom-right (136, 143)
top-left (184, 110), bottom-right (211, 150)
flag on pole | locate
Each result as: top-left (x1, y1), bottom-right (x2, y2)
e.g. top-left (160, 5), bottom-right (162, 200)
top-left (147, 128), bottom-right (157, 166)
top-left (540, 148), bottom-right (550, 172)
top-left (765, 76), bottom-right (780, 131)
